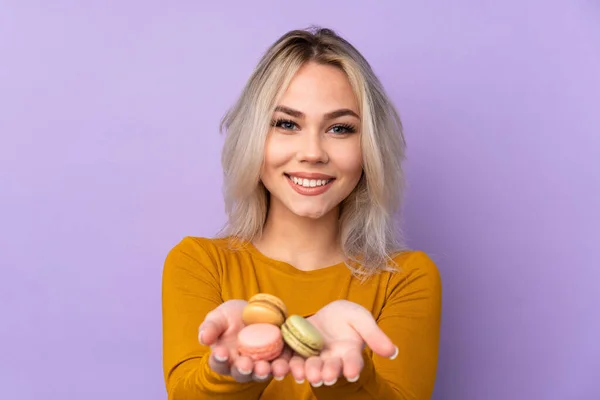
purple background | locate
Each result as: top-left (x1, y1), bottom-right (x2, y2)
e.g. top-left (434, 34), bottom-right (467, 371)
top-left (1, 1), bottom-right (599, 399)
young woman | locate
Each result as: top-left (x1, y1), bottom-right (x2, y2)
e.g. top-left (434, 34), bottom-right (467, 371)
top-left (162, 27), bottom-right (442, 400)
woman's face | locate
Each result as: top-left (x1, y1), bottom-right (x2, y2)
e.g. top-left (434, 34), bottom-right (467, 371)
top-left (260, 61), bottom-right (363, 219)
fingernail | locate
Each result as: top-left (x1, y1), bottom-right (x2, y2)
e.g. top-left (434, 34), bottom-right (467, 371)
top-left (214, 354), bottom-right (228, 362)
top-left (390, 346), bottom-right (399, 360)
top-left (311, 380), bottom-right (323, 387)
top-left (324, 378), bottom-right (337, 386)
top-left (238, 368), bottom-right (252, 375)
top-left (295, 379), bottom-right (305, 384)
top-left (347, 375), bottom-right (359, 383)
top-left (254, 374), bottom-right (269, 380)
top-left (198, 329), bottom-right (205, 345)
top-left (274, 375), bottom-right (284, 381)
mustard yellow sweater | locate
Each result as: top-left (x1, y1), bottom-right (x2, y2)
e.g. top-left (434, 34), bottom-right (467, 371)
top-left (162, 237), bottom-right (442, 399)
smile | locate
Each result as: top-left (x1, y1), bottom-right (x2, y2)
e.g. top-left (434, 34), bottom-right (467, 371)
top-left (284, 174), bottom-right (335, 196)
top-left (288, 175), bottom-right (332, 188)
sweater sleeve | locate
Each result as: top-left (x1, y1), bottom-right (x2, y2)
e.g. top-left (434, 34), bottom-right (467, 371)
top-left (162, 237), bottom-right (269, 399)
top-left (311, 251), bottom-right (442, 400)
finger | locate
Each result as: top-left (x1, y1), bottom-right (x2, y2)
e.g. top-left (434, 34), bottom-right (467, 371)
top-left (349, 310), bottom-right (397, 359)
top-left (252, 360), bottom-right (271, 381)
top-left (321, 357), bottom-right (342, 386)
top-left (271, 346), bottom-right (292, 380)
top-left (305, 356), bottom-right (324, 387)
top-left (289, 354), bottom-right (306, 383)
top-left (232, 355), bottom-right (255, 380)
top-left (341, 350), bottom-right (364, 382)
top-left (210, 343), bottom-right (230, 363)
top-left (199, 310), bottom-right (228, 346)
top-left (208, 346), bottom-right (232, 376)
top-left (230, 365), bottom-right (254, 383)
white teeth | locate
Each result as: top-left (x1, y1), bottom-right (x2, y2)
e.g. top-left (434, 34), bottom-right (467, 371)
top-left (289, 175), bottom-right (331, 188)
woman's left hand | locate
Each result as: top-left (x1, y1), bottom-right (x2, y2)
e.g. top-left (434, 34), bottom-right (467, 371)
top-left (288, 300), bottom-right (398, 387)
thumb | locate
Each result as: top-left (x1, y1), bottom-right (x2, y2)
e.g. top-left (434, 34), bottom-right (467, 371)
top-left (348, 309), bottom-right (397, 360)
top-left (199, 309), bottom-right (228, 346)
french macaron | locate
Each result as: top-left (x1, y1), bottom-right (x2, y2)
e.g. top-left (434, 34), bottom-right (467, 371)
top-left (242, 293), bottom-right (288, 327)
top-left (237, 323), bottom-right (284, 361)
top-left (281, 315), bottom-right (324, 358)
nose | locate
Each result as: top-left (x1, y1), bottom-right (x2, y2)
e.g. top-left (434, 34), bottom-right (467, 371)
top-left (296, 131), bottom-right (328, 164)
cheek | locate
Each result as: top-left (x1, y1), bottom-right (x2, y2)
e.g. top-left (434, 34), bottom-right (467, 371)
top-left (262, 135), bottom-right (292, 174)
top-left (332, 144), bottom-right (363, 177)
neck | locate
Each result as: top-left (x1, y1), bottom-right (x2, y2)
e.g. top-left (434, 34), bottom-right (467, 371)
top-left (252, 200), bottom-right (344, 271)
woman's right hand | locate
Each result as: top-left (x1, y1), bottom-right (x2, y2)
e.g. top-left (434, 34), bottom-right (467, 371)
top-left (199, 300), bottom-right (292, 383)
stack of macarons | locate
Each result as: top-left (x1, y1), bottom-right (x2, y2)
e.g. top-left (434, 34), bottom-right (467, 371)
top-left (237, 293), bottom-right (324, 361)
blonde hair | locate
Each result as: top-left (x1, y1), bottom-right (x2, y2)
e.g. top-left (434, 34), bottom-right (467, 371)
top-left (218, 26), bottom-right (409, 278)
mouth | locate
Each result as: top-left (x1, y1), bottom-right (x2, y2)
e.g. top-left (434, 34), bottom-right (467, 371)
top-left (284, 173), bottom-right (335, 188)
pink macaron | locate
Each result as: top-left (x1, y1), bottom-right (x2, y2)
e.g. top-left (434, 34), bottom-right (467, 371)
top-left (237, 323), bottom-right (284, 361)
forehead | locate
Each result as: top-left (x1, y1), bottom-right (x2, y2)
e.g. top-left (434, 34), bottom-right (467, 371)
top-left (277, 62), bottom-right (359, 115)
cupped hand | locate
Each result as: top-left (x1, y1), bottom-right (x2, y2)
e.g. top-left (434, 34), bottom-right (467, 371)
top-left (288, 300), bottom-right (398, 386)
top-left (199, 300), bottom-right (292, 382)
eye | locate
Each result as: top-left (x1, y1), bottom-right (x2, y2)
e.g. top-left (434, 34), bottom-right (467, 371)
top-left (328, 123), bottom-right (357, 135)
top-left (271, 119), bottom-right (298, 131)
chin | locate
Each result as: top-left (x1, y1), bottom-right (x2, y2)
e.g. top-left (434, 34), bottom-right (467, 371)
top-left (295, 210), bottom-right (327, 219)
top-left (288, 204), bottom-right (333, 219)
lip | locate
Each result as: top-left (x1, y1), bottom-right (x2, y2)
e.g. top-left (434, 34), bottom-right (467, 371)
top-left (285, 172), bottom-right (335, 180)
top-left (285, 175), bottom-right (334, 196)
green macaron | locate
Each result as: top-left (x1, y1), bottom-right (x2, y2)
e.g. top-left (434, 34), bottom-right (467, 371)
top-left (281, 315), bottom-right (324, 358)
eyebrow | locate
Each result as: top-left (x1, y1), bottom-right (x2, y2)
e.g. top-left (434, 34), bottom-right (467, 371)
top-left (274, 105), bottom-right (360, 120)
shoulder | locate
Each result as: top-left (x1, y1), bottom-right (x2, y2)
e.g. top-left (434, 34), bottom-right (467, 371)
top-left (165, 236), bottom-right (236, 261)
top-left (370, 250), bottom-right (442, 317)
top-left (391, 250), bottom-right (440, 276)
top-left (385, 250), bottom-right (442, 294)
top-left (163, 236), bottom-right (235, 279)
